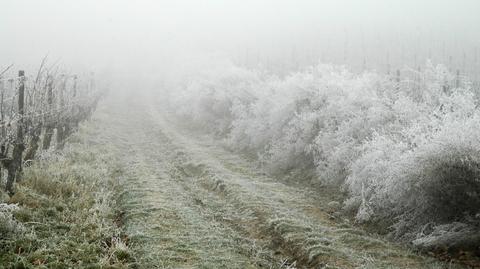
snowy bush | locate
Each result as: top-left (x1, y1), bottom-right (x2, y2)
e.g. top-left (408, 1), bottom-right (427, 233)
top-left (0, 203), bottom-right (26, 238)
top-left (166, 58), bottom-right (262, 136)
top-left (347, 107), bottom-right (480, 240)
top-left (165, 59), bottom-right (480, 242)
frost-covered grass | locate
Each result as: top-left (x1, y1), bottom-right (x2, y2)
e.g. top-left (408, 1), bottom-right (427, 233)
top-left (164, 59), bottom-right (480, 251)
top-left (151, 107), bottom-right (465, 269)
top-left (0, 123), bottom-right (133, 268)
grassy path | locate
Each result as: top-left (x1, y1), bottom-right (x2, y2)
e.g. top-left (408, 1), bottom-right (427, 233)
top-left (94, 90), bottom-right (465, 269)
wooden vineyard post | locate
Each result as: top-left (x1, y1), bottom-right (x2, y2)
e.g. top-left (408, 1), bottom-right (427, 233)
top-left (0, 80), bottom-right (3, 180)
top-left (24, 71), bottom-right (43, 163)
top-left (71, 75), bottom-right (81, 129)
top-left (64, 75), bottom-right (76, 136)
top-left (56, 75), bottom-right (66, 149)
top-left (0, 79), bottom-right (4, 138)
top-left (442, 76), bottom-right (449, 94)
top-left (42, 76), bottom-right (54, 150)
top-left (6, 70), bottom-right (26, 194)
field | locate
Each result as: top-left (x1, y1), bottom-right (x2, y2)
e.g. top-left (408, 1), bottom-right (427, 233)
top-left (0, 50), bottom-right (480, 269)
top-left (3, 1), bottom-right (480, 268)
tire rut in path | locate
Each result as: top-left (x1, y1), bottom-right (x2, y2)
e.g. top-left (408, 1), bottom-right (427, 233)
top-left (110, 98), bottom-right (276, 268)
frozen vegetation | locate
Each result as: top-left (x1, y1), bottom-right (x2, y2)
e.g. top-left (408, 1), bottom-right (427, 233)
top-left (2, 1), bottom-right (480, 267)
top-left (1, 61), bottom-right (478, 268)
top-left (164, 59), bottom-right (480, 251)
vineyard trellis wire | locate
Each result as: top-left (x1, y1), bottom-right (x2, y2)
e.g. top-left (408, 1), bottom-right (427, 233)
top-left (0, 65), bottom-right (101, 195)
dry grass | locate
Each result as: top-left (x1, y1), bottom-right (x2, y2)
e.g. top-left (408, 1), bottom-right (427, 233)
top-left (0, 119), bottom-right (133, 269)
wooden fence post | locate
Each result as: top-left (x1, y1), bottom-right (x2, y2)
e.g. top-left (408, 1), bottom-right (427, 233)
top-left (0, 80), bottom-right (3, 180)
top-left (0, 80), bottom-right (4, 138)
top-left (18, 70), bottom-right (25, 130)
top-left (442, 75), bottom-right (449, 93)
top-left (56, 75), bottom-right (66, 149)
top-left (24, 72), bottom-right (43, 164)
top-left (71, 75), bottom-right (81, 129)
top-left (42, 76), bottom-right (54, 150)
top-left (6, 70), bottom-right (26, 194)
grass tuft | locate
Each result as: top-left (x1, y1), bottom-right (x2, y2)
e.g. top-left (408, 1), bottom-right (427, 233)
top-left (0, 122), bottom-right (134, 269)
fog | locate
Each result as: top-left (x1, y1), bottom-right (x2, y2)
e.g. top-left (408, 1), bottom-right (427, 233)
top-left (2, 0), bottom-right (480, 81)
top-left (3, 2), bottom-right (480, 267)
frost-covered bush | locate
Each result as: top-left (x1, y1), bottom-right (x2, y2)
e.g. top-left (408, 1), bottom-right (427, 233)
top-left (166, 59), bottom-right (262, 135)
top-left (165, 59), bottom-right (480, 242)
top-left (0, 203), bottom-right (26, 238)
top-left (168, 63), bottom-right (399, 179)
top-left (347, 98), bottom-right (480, 240)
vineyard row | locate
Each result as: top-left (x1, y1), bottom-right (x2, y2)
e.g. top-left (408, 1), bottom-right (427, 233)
top-left (0, 66), bottom-right (101, 195)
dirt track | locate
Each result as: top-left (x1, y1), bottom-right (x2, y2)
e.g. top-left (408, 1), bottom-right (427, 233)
top-left (89, 90), bottom-right (461, 269)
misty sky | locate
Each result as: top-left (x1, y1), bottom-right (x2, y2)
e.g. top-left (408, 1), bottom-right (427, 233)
top-left (1, 0), bottom-right (480, 75)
